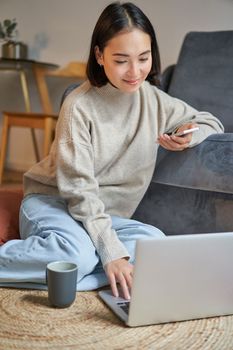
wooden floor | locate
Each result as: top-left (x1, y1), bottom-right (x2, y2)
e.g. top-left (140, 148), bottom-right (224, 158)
top-left (0, 169), bottom-right (23, 189)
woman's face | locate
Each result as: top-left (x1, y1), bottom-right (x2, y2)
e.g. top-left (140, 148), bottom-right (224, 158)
top-left (95, 28), bottom-right (152, 93)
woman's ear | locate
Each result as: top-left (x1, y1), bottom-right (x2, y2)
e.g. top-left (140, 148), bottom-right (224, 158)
top-left (95, 46), bottom-right (104, 66)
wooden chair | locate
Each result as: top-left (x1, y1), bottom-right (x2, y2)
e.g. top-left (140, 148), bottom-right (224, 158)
top-left (0, 61), bottom-right (86, 184)
top-left (35, 61), bottom-right (86, 114)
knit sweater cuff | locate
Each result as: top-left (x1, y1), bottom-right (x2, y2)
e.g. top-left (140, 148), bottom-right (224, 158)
top-left (95, 230), bottom-right (130, 267)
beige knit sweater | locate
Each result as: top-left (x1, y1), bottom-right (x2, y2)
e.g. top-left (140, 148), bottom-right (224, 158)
top-left (24, 80), bottom-right (224, 266)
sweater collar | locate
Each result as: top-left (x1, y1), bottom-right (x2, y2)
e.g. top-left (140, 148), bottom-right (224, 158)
top-left (94, 82), bottom-right (139, 101)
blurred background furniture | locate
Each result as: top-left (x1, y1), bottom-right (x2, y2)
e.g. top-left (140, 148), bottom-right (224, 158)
top-left (0, 59), bottom-right (86, 184)
top-left (0, 188), bottom-right (23, 244)
top-left (0, 59), bottom-right (58, 183)
top-left (35, 61), bottom-right (86, 114)
top-left (133, 30), bottom-right (233, 235)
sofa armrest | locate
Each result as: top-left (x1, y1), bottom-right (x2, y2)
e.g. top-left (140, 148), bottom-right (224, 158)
top-left (154, 133), bottom-right (233, 194)
top-left (132, 133), bottom-right (233, 235)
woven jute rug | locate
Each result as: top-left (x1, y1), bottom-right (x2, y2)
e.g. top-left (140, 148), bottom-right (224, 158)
top-left (0, 288), bottom-right (233, 350)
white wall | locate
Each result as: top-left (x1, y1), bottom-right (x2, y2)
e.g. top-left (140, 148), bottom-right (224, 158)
top-left (1, 0), bottom-right (233, 171)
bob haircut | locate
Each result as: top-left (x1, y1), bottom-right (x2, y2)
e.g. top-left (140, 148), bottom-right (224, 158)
top-left (86, 1), bottom-right (161, 87)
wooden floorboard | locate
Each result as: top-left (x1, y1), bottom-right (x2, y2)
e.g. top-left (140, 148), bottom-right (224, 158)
top-left (0, 169), bottom-right (23, 189)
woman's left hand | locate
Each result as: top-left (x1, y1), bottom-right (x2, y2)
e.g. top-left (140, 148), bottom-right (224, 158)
top-left (157, 123), bottom-right (198, 151)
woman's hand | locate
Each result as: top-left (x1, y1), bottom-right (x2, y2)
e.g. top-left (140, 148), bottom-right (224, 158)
top-left (157, 123), bottom-right (199, 151)
top-left (104, 258), bottom-right (134, 300)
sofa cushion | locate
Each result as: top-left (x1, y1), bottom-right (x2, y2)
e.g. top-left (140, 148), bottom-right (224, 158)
top-left (168, 31), bottom-right (233, 132)
top-left (133, 183), bottom-right (233, 235)
top-left (0, 189), bottom-right (23, 245)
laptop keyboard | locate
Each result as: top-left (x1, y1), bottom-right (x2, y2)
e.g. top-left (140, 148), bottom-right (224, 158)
top-left (117, 301), bottom-right (130, 315)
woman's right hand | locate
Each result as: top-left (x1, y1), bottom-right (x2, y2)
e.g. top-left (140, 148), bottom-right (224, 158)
top-left (104, 258), bottom-right (134, 300)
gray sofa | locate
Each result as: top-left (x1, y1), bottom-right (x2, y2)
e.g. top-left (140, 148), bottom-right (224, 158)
top-left (133, 31), bottom-right (233, 235)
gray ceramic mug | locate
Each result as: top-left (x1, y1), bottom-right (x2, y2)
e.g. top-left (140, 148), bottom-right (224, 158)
top-left (46, 261), bottom-right (78, 308)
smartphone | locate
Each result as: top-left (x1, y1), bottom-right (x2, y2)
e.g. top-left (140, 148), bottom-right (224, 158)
top-left (174, 126), bottom-right (199, 137)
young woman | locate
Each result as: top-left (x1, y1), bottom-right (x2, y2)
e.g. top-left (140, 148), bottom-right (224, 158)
top-left (0, 2), bottom-right (223, 299)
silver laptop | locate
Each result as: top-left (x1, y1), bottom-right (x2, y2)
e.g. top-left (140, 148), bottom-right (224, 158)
top-left (99, 232), bottom-right (233, 327)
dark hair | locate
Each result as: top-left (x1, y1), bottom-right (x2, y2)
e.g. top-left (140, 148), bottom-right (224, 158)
top-left (86, 2), bottom-right (161, 87)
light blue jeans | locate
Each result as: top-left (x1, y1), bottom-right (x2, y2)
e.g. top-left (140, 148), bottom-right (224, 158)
top-left (0, 194), bottom-right (165, 290)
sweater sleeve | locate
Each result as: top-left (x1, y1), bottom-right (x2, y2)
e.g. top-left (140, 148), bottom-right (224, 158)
top-left (156, 88), bottom-right (224, 147)
top-left (55, 102), bottom-right (129, 267)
